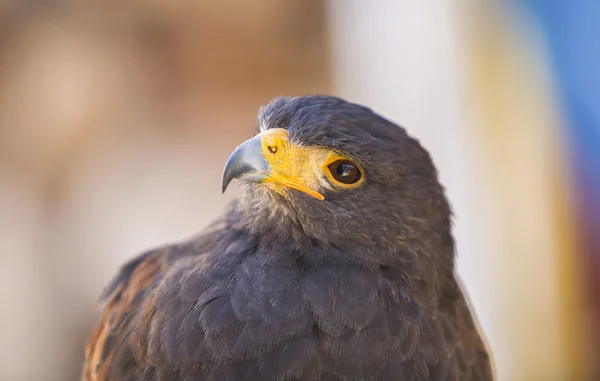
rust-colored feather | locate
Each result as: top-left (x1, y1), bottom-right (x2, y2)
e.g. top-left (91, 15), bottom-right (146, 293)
top-left (83, 248), bottom-right (169, 381)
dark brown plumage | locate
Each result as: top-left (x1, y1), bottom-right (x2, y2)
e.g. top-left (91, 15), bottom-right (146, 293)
top-left (83, 95), bottom-right (493, 381)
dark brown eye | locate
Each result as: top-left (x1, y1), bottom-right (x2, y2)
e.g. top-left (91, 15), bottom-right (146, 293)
top-left (327, 159), bottom-right (362, 184)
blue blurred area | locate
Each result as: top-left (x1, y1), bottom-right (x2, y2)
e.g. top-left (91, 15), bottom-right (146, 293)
top-left (522, 0), bottom-right (600, 206)
top-left (522, 0), bottom-right (600, 375)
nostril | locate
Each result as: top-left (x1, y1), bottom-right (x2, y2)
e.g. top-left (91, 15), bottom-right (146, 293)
top-left (267, 145), bottom-right (278, 154)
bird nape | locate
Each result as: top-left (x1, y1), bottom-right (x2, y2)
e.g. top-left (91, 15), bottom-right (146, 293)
top-left (83, 95), bottom-right (493, 381)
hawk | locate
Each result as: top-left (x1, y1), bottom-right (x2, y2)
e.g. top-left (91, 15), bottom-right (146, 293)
top-left (83, 95), bottom-right (493, 381)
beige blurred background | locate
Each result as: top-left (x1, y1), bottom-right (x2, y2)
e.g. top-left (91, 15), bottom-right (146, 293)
top-left (0, 1), bottom-right (594, 381)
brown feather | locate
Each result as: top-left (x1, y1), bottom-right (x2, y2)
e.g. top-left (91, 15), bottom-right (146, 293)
top-left (83, 248), bottom-right (170, 381)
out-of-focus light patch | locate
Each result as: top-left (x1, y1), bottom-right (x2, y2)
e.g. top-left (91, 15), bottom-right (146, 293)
top-left (0, 167), bottom-right (65, 380)
top-left (520, 0), bottom-right (600, 377)
top-left (0, 16), bottom-right (152, 176)
top-left (462, 2), bottom-right (583, 380)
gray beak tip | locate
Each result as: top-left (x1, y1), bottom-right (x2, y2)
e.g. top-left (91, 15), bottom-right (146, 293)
top-left (221, 179), bottom-right (229, 194)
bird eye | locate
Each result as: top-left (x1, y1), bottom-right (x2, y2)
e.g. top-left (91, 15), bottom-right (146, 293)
top-left (327, 159), bottom-right (362, 185)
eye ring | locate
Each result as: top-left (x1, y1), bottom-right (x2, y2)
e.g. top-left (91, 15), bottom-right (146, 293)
top-left (327, 159), bottom-right (362, 185)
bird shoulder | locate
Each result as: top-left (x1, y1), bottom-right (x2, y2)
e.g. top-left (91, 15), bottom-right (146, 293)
top-left (83, 246), bottom-right (172, 381)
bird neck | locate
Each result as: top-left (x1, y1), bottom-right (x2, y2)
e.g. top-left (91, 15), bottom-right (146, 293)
top-left (220, 196), bottom-right (456, 289)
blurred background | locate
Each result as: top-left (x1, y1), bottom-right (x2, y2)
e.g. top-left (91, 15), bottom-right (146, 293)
top-left (0, 1), bottom-right (598, 380)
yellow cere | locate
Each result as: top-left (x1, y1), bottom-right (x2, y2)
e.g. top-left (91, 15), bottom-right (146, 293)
top-left (258, 128), bottom-right (364, 200)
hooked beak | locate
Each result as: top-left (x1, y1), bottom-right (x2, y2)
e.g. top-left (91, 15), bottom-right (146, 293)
top-left (221, 134), bottom-right (269, 193)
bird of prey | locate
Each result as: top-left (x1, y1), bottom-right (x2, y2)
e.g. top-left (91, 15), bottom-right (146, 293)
top-left (83, 95), bottom-right (493, 381)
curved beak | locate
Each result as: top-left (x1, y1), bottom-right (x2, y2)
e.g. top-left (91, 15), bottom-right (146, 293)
top-left (221, 134), bottom-right (270, 193)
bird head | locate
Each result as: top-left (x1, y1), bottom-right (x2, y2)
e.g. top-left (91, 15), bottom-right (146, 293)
top-left (222, 95), bottom-right (453, 266)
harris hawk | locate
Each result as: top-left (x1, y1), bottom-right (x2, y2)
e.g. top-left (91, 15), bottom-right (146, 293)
top-left (83, 95), bottom-right (493, 381)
